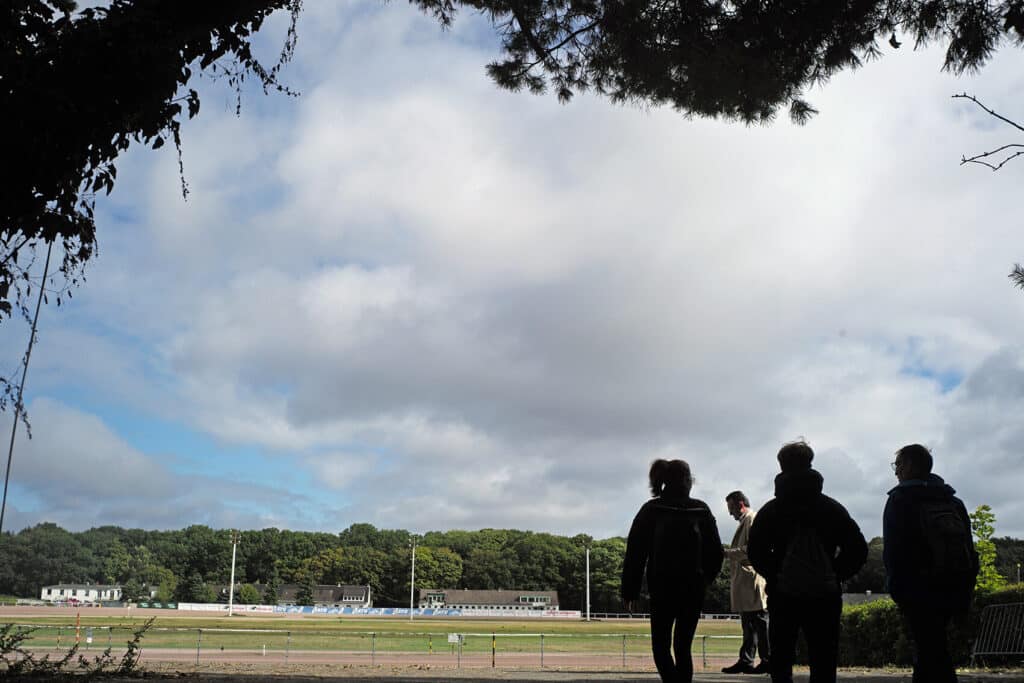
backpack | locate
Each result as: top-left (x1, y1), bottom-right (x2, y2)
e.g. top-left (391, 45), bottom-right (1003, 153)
top-left (775, 520), bottom-right (839, 599)
top-left (649, 503), bottom-right (705, 589)
top-left (917, 499), bottom-right (975, 587)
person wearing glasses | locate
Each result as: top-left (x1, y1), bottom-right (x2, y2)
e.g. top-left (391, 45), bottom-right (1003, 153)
top-left (884, 444), bottom-right (978, 683)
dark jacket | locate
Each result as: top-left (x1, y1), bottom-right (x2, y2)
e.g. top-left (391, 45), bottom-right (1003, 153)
top-left (748, 468), bottom-right (868, 597)
top-left (621, 488), bottom-right (724, 603)
top-left (883, 473), bottom-right (978, 609)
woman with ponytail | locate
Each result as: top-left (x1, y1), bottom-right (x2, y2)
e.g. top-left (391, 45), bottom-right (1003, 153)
top-left (622, 459), bottom-right (723, 683)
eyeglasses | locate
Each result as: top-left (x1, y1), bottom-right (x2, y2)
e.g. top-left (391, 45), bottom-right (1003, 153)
top-left (891, 460), bottom-right (901, 472)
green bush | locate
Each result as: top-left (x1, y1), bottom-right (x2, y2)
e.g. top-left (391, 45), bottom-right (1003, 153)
top-left (975, 583), bottom-right (1024, 609)
top-left (838, 599), bottom-right (913, 666)
top-left (827, 587), bottom-right (1024, 667)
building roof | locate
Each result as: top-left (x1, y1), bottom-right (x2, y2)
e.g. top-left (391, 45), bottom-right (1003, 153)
top-left (419, 588), bottom-right (559, 606)
top-left (277, 584), bottom-right (369, 603)
top-left (216, 584), bottom-right (370, 603)
top-left (42, 584), bottom-right (120, 591)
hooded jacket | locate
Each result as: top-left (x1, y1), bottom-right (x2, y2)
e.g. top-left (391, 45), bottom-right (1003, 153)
top-left (747, 468), bottom-right (868, 598)
top-left (621, 487), bottom-right (724, 604)
top-left (883, 473), bottom-right (978, 608)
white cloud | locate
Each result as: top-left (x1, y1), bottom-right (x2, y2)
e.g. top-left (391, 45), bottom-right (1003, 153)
top-left (7, 2), bottom-right (1024, 545)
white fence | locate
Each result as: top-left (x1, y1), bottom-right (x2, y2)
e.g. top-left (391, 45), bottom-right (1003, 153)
top-left (175, 603), bottom-right (583, 618)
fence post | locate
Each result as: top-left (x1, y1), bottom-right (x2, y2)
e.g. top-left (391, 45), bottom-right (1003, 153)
top-left (429, 633), bottom-right (432, 655)
top-left (195, 628), bottom-right (202, 666)
top-left (57, 626), bottom-right (61, 651)
top-left (540, 633), bottom-right (544, 668)
top-left (106, 626), bottom-right (111, 650)
top-left (457, 635), bottom-right (462, 669)
top-left (285, 631), bottom-right (291, 664)
top-left (701, 635), bottom-right (707, 668)
top-left (492, 632), bottom-right (496, 668)
top-left (622, 634), bottom-right (626, 668)
top-left (371, 632), bottom-right (376, 666)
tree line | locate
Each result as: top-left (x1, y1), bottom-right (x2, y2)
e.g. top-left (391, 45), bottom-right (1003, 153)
top-left (1, 520), bottom-right (1020, 612)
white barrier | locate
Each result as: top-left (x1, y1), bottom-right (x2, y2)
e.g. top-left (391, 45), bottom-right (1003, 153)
top-left (174, 603), bottom-right (583, 618)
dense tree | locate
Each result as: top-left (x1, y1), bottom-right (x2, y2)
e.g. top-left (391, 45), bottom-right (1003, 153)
top-left (407, 545), bottom-right (463, 594)
top-left (338, 523), bottom-right (412, 553)
top-left (239, 528), bottom-right (283, 583)
top-left (332, 546), bottom-right (390, 600)
top-left (11, 520), bottom-right (1019, 613)
top-left (294, 578), bottom-right (315, 606)
top-left (175, 571), bottom-right (215, 603)
top-left (587, 537), bottom-right (626, 613)
top-left (703, 556), bottom-right (732, 615)
top-left (295, 547), bottom-right (345, 585)
top-left (120, 577), bottom-right (144, 603)
top-left (237, 583), bottom-right (262, 604)
top-left (845, 536), bottom-right (886, 593)
top-left (994, 536), bottom-right (1024, 584)
top-left (7, 523), bottom-right (97, 596)
top-left (273, 530), bottom-right (338, 582)
top-left (262, 574), bottom-right (280, 604)
top-left (463, 547), bottom-right (516, 590)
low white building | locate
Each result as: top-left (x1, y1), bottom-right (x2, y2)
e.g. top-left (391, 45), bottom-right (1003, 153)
top-left (41, 584), bottom-right (121, 603)
top-left (419, 588), bottom-right (560, 611)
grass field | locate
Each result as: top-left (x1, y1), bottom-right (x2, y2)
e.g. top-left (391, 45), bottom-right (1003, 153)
top-left (2, 615), bottom-right (742, 658)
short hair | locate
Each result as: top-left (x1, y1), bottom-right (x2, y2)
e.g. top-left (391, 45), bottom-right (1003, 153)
top-left (726, 490), bottom-right (750, 507)
top-left (649, 458), bottom-right (693, 497)
top-left (896, 444), bottom-right (933, 478)
top-left (777, 440), bottom-right (814, 472)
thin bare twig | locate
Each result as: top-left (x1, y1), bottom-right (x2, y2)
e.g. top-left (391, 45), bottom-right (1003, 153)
top-left (961, 145), bottom-right (1024, 171)
top-left (953, 93), bottom-right (1024, 171)
top-left (953, 93), bottom-right (1024, 134)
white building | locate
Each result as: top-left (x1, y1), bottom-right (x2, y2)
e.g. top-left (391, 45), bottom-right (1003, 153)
top-left (40, 584), bottom-right (122, 603)
top-left (419, 588), bottom-right (560, 611)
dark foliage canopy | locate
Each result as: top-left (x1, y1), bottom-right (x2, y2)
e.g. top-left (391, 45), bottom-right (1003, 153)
top-left (3, 0), bottom-right (1023, 327)
top-left (416, 0), bottom-right (1024, 124)
top-left (2, 0), bottom-right (301, 325)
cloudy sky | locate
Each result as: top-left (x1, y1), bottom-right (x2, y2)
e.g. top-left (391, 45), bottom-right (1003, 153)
top-left (3, 2), bottom-right (1024, 542)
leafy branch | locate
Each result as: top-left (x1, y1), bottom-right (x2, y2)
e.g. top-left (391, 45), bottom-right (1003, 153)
top-left (0, 617), bottom-right (155, 679)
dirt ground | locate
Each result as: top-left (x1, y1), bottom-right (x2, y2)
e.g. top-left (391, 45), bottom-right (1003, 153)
top-left (85, 667), bottom-right (1024, 682)
top-left (7, 607), bottom-right (1022, 681)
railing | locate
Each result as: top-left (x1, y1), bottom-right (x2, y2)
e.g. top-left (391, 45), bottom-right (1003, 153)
top-left (5, 624), bottom-right (741, 671)
top-left (972, 602), bottom-right (1024, 666)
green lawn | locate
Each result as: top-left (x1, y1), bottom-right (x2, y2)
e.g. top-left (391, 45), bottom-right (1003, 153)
top-left (5, 615), bottom-right (741, 657)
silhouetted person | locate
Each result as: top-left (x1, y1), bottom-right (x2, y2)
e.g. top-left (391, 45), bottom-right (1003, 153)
top-left (722, 490), bottom-right (770, 674)
top-left (748, 441), bottom-right (868, 683)
top-left (884, 444), bottom-right (978, 683)
top-left (622, 459), bottom-right (724, 683)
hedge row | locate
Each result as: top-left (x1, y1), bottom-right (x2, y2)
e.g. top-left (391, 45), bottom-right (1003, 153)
top-left (795, 585), bottom-right (1024, 667)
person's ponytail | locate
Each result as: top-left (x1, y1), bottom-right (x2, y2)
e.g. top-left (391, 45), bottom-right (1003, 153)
top-left (649, 459), bottom-right (669, 496)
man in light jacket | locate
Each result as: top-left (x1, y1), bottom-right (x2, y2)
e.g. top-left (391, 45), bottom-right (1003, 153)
top-left (721, 490), bottom-right (770, 674)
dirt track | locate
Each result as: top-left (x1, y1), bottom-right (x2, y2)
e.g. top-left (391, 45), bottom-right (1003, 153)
top-left (6, 608), bottom-right (1021, 681)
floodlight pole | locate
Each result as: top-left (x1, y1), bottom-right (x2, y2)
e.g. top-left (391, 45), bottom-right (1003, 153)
top-left (585, 546), bottom-right (591, 622)
top-left (227, 530), bottom-right (239, 616)
top-left (409, 537), bottom-right (417, 621)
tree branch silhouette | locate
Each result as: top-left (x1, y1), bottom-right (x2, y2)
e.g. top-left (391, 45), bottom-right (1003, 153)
top-left (952, 94), bottom-right (1024, 291)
